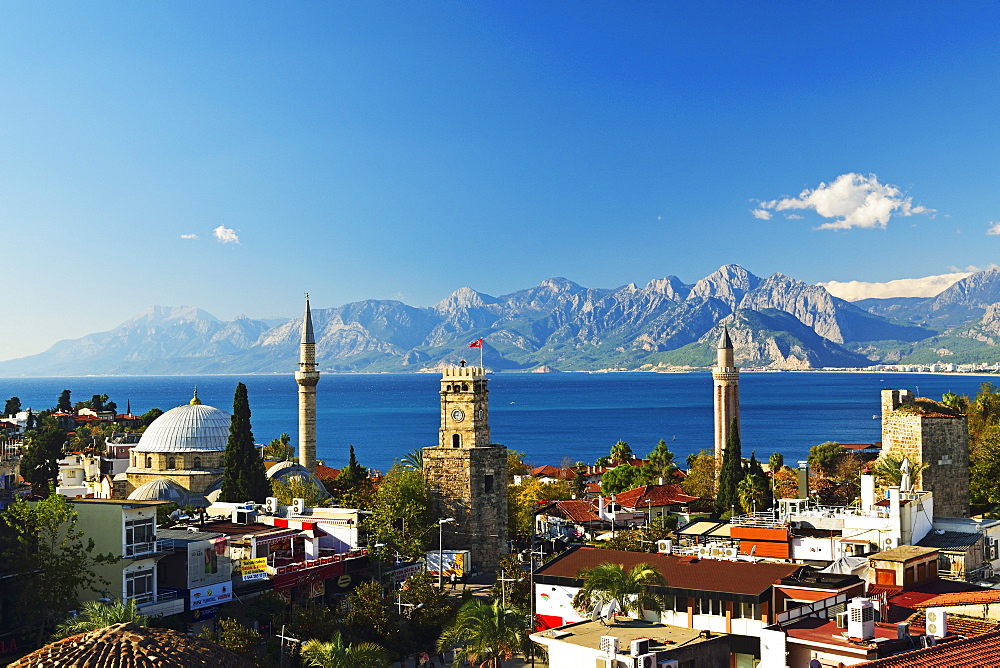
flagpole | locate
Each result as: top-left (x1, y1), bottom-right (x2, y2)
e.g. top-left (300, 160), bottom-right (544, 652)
top-left (480, 339), bottom-right (484, 369)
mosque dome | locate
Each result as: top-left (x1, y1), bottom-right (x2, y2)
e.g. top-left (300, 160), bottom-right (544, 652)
top-left (266, 460), bottom-right (331, 499)
top-left (127, 478), bottom-right (209, 508)
top-left (134, 396), bottom-right (231, 453)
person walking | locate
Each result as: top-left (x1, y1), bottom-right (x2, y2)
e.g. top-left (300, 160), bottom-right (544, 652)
top-left (450, 571), bottom-right (457, 590)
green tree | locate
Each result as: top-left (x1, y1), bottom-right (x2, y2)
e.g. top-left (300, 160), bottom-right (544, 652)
top-left (287, 603), bottom-right (340, 645)
top-left (768, 451), bottom-right (784, 473)
top-left (140, 407), bottom-right (163, 427)
top-left (271, 475), bottom-right (329, 507)
top-left (20, 425), bottom-right (67, 496)
top-left (871, 454), bottom-right (930, 490)
top-left (507, 449), bottom-right (530, 483)
top-left (343, 580), bottom-right (401, 650)
top-left (219, 383), bottom-right (269, 503)
top-left (609, 441), bottom-right (634, 466)
top-left (488, 555), bottom-right (530, 612)
top-left (594, 455), bottom-right (611, 467)
top-left (262, 433), bottom-right (294, 461)
top-left (366, 465), bottom-right (434, 559)
top-left (737, 472), bottom-right (767, 513)
top-left (1, 495), bottom-right (116, 643)
top-left (941, 391), bottom-right (968, 412)
top-left (438, 600), bottom-right (530, 668)
top-left (744, 451), bottom-right (772, 511)
top-left (570, 562), bottom-right (665, 621)
top-left (301, 633), bottom-right (390, 668)
top-left (51, 599), bottom-right (147, 641)
top-left (715, 418), bottom-right (743, 516)
top-left (400, 447), bottom-right (423, 472)
top-left (645, 439), bottom-right (676, 482)
top-left (509, 477), bottom-right (574, 536)
top-left (600, 463), bottom-right (645, 495)
top-left (396, 570), bottom-right (456, 656)
top-left (56, 390), bottom-right (72, 413)
top-left (328, 445), bottom-right (373, 508)
top-left (4, 396), bottom-right (21, 416)
top-left (808, 441), bottom-right (844, 476)
top-left (681, 450), bottom-right (716, 499)
top-left (207, 617), bottom-right (262, 658)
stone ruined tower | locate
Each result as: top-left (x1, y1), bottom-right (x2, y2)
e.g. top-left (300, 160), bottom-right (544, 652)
top-left (295, 295), bottom-right (320, 473)
top-left (422, 364), bottom-right (508, 573)
top-left (713, 325), bottom-right (740, 463)
top-left (881, 389), bottom-right (969, 517)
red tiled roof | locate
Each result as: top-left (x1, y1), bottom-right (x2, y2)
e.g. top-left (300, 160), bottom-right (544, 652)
top-left (530, 464), bottom-right (571, 478)
top-left (585, 482), bottom-right (602, 494)
top-left (854, 630), bottom-right (1000, 667)
top-left (915, 589), bottom-right (1000, 608)
top-left (614, 484), bottom-right (699, 509)
top-left (536, 546), bottom-right (802, 597)
top-left (550, 499), bottom-right (600, 523)
top-left (314, 464), bottom-right (340, 481)
top-left (908, 611), bottom-right (1000, 637)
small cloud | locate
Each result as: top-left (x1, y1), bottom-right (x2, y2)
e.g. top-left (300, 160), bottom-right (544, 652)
top-left (180, 233), bottom-right (199, 240)
top-left (657, 215), bottom-right (662, 221)
top-left (753, 173), bottom-right (935, 230)
top-left (818, 272), bottom-right (972, 301)
top-left (987, 222), bottom-right (1000, 236)
top-left (784, 214), bottom-right (803, 220)
top-left (751, 209), bottom-right (772, 220)
top-left (213, 226), bottom-right (240, 244)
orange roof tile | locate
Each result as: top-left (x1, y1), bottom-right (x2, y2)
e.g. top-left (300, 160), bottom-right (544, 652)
top-left (614, 484), bottom-right (699, 509)
top-left (854, 630), bottom-right (1000, 667)
top-left (915, 589), bottom-right (1000, 608)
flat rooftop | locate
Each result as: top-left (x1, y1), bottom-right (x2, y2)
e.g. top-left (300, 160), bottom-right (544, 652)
top-left (531, 618), bottom-right (718, 652)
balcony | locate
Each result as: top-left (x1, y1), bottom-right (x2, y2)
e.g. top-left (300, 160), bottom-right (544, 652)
top-left (272, 548), bottom-right (369, 575)
top-left (134, 590), bottom-right (184, 617)
top-left (123, 539), bottom-right (174, 559)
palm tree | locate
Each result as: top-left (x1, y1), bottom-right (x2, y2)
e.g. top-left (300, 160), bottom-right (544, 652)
top-left (609, 441), bottom-right (634, 467)
top-left (400, 448), bottom-right (423, 472)
top-left (51, 599), bottom-right (148, 640)
top-left (646, 440), bottom-right (676, 481)
top-left (438, 600), bottom-right (530, 668)
top-left (300, 633), bottom-right (390, 668)
top-left (571, 562), bottom-right (665, 622)
top-left (737, 472), bottom-right (766, 513)
top-left (871, 454), bottom-right (930, 489)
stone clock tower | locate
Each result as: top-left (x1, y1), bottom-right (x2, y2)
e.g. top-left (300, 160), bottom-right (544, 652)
top-left (423, 364), bottom-right (507, 573)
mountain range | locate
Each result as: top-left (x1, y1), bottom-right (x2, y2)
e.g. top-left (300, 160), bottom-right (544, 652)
top-left (4, 264), bottom-right (1000, 376)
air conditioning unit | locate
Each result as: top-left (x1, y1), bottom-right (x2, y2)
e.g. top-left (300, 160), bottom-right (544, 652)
top-left (657, 661), bottom-right (679, 668)
top-left (847, 598), bottom-right (875, 640)
top-left (635, 654), bottom-right (656, 668)
top-left (926, 609), bottom-right (948, 638)
top-left (835, 611), bottom-right (848, 629)
top-left (896, 622), bottom-right (910, 639)
top-left (265, 496), bottom-right (278, 513)
top-left (595, 659), bottom-right (629, 668)
top-left (630, 639), bottom-right (650, 657)
top-left (723, 547), bottom-right (737, 558)
top-left (657, 539), bottom-right (671, 554)
top-left (884, 537), bottom-right (896, 548)
top-left (600, 636), bottom-right (620, 655)
top-left (291, 497), bottom-right (305, 514)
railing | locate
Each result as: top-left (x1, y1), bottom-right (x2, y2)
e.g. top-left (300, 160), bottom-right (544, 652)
top-left (273, 548), bottom-right (368, 576)
top-left (730, 511), bottom-right (788, 528)
top-left (939, 565), bottom-right (990, 583)
top-left (123, 539), bottom-right (174, 558)
top-left (130, 590), bottom-right (179, 606)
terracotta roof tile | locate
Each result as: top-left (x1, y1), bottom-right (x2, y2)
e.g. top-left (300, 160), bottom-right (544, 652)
top-left (550, 499), bottom-right (601, 523)
top-left (853, 630), bottom-right (1000, 667)
top-left (613, 484), bottom-right (699, 509)
top-left (907, 611), bottom-right (1000, 636)
top-left (9, 622), bottom-right (256, 667)
top-left (536, 546), bottom-right (802, 597)
top-left (915, 589), bottom-right (1000, 608)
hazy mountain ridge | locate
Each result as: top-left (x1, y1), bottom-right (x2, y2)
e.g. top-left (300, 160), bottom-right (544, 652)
top-left (3, 265), bottom-right (1000, 376)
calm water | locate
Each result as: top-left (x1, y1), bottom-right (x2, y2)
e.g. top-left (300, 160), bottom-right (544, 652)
top-left (0, 372), bottom-right (995, 472)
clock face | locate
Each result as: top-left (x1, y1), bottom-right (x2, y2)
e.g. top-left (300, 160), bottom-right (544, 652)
top-left (451, 409), bottom-right (465, 422)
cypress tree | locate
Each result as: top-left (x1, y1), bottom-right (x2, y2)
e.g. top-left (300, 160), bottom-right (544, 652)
top-left (220, 383), bottom-right (270, 503)
top-left (715, 417), bottom-right (744, 517)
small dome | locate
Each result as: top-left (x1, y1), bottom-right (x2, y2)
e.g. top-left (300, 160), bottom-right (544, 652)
top-left (134, 403), bottom-right (231, 453)
top-left (127, 478), bottom-right (208, 507)
top-left (266, 460), bottom-right (331, 499)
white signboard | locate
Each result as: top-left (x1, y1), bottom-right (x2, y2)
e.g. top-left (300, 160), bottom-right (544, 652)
top-left (190, 582), bottom-right (232, 610)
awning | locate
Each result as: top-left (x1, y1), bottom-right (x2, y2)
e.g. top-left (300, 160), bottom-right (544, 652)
top-left (252, 529), bottom-right (300, 546)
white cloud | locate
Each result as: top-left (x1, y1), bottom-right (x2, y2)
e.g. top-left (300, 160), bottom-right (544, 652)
top-left (818, 272), bottom-right (972, 301)
top-left (987, 222), bottom-right (1000, 236)
top-left (754, 173), bottom-right (935, 230)
top-left (213, 226), bottom-right (240, 244)
top-left (751, 208), bottom-right (772, 220)
top-left (784, 214), bottom-right (803, 220)
top-left (180, 233), bottom-right (199, 240)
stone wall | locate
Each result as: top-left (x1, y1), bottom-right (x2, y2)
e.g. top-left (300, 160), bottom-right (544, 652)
top-left (423, 444), bottom-right (508, 572)
top-left (881, 389), bottom-right (969, 518)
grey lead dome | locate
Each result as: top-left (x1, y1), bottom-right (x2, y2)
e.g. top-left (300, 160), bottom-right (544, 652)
top-left (133, 403), bottom-right (231, 453)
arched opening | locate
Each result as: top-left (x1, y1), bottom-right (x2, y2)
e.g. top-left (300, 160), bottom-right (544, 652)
top-left (461, 384), bottom-right (468, 391)
top-left (145, 457), bottom-right (152, 469)
top-left (167, 457), bottom-right (176, 470)
top-left (193, 457), bottom-right (201, 469)
top-left (452, 434), bottom-right (461, 448)
top-left (446, 385), bottom-right (452, 392)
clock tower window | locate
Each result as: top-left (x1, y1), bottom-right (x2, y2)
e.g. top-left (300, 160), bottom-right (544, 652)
top-left (452, 434), bottom-right (461, 448)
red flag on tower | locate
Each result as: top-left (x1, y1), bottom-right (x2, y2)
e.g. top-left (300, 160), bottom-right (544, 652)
top-left (469, 338), bottom-right (483, 348)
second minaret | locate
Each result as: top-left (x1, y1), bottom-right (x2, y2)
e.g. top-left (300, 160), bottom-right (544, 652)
top-left (295, 294), bottom-right (320, 473)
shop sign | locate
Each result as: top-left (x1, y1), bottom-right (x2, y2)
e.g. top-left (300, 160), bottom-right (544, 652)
top-left (190, 582), bottom-right (232, 610)
top-left (240, 557), bottom-right (269, 581)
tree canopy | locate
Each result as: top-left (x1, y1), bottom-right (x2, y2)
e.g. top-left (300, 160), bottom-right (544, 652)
top-left (20, 425), bottom-right (66, 496)
top-left (609, 441), bottom-right (634, 466)
top-left (365, 465), bottom-right (434, 559)
top-left (807, 441), bottom-right (844, 475)
top-left (715, 418), bottom-right (743, 516)
top-left (56, 390), bottom-right (72, 413)
top-left (300, 633), bottom-right (390, 668)
top-left (571, 562), bottom-right (665, 620)
top-left (600, 463), bottom-right (645, 495)
top-left (4, 396), bottom-right (21, 416)
top-left (645, 439), bottom-right (677, 481)
top-left (438, 600), bottom-right (530, 668)
top-left (219, 383), bottom-right (269, 503)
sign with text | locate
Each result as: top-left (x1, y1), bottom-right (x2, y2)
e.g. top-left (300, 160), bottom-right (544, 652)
top-left (188, 537), bottom-right (231, 589)
top-left (239, 557), bottom-right (269, 581)
top-left (190, 582), bottom-right (232, 610)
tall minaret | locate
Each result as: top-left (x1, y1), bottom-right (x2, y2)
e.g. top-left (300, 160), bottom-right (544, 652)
top-left (712, 325), bottom-right (740, 463)
top-left (295, 294), bottom-right (320, 473)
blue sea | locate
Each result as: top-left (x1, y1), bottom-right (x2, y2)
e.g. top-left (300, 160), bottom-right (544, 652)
top-left (0, 372), bottom-right (995, 472)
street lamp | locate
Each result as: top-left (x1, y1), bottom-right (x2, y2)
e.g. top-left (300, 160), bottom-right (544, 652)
top-left (438, 517), bottom-right (455, 589)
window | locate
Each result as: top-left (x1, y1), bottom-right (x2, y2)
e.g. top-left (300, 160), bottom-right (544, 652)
top-left (674, 596), bottom-right (688, 613)
top-left (697, 597), bottom-right (723, 616)
top-left (193, 457), bottom-right (201, 469)
top-left (484, 474), bottom-right (494, 494)
top-left (452, 434), bottom-right (461, 448)
top-left (66, 470), bottom-right (76, 479)
top-left (167, 457), bottom-right (175, 470)
top-left (125, 518), bottom-right (155, 552)
top-left (126, 568), bottom-right (154, 603)
top-left (145, 457), bottom-right (152, 468)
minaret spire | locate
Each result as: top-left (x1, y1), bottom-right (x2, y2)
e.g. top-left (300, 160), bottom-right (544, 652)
top-left (712, 323), bottom-right (740, 476)
top-left (295, 294), bottom-right (320, 472)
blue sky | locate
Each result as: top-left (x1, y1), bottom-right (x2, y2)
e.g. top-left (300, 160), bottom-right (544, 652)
top-left (1, 3), bottom-right (998, 361)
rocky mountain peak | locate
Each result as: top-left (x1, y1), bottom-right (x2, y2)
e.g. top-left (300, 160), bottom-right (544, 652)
top-left (433, 287), bottom-right (497, 313)
top-left (688, 264), bottom-right (762, 309)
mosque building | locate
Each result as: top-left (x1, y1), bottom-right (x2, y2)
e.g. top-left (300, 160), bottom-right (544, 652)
top-left (118, 296), bottom-right (327, 506)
